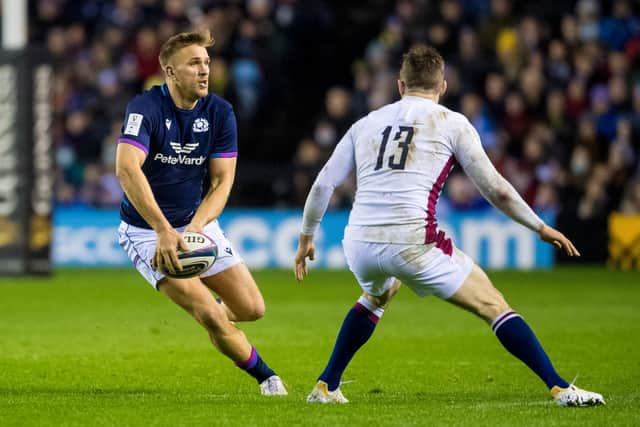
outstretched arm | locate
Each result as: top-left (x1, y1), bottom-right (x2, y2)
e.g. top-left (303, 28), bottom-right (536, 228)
top-left (453, 120), bottom-right (579, 257)
top-left (295, 130), bottom-right (356, 281)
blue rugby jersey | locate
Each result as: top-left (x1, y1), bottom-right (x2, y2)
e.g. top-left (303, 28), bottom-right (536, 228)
top-left (118, 83), bottom-right (237, 229)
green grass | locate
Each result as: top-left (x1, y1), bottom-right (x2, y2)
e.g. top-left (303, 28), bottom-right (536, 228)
top-left (1, 267), bottom-right (638, 426)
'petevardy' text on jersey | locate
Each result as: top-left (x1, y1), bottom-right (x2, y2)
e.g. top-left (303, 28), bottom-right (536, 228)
top-left (117, 83), bottom-right (238, 229)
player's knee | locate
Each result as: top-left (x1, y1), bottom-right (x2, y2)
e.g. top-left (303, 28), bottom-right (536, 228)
top-left (234, 297), bottom-right (265, 321)
top-left (383, 280), bottom-right (401, 304)
top-left (364, 293), bottom-right (386, 308)
top-left (242, 302), bottom-right (265, 321)
top-left (365, 280), bottom-right (400, 308)
top-left (253, 300), bottom-right (266, 320)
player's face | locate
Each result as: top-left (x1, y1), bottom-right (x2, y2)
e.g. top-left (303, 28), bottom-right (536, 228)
top-left (171, 44), bottom-right (210, 100)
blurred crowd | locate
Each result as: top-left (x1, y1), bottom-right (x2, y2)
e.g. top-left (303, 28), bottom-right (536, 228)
top-left (33, 0), bottom-right (346, 207)
top-left (30, 0), bottom-right (640, 256)
top-left (291, 0), bottom-right (640, 260)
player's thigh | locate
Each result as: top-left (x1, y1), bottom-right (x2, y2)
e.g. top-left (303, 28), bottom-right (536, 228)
top-left (343, 239), bottom-right (397, 297)
top-left (198, 220), bottom-right (244, 277)
top-left (445, 264), bottom-right (510, 323)
top-left (387, 245), bottom-right (473, 299)
top-left (118, 221), bottom-right (164, 288)
top-left (201, 263), bottom-right (265, 321)
top-left (196, 220), bottom-right (264, 319)
top-left (158, 277), bottom-right (230, 331)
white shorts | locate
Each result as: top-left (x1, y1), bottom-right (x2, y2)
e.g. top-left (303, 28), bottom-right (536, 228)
top-left (117, 220), bottom-right (243, 289)
top-left (342, 239), bottom-right (474, 299)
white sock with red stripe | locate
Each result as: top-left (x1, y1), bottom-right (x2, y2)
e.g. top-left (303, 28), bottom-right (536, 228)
top-left (356, 296), bottom-right (385, 319)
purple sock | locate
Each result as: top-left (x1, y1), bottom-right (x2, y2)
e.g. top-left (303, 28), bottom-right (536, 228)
top-left (235, 346), bottom-right (275, 384)
top-left (493, 311), bottom-right (569, 389)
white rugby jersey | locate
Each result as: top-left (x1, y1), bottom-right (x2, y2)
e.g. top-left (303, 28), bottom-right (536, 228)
top-left (301, 95), bottom-right (543, 249)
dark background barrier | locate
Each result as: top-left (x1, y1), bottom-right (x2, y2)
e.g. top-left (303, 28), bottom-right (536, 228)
top-left (0, 49), bottom-right (53, 274)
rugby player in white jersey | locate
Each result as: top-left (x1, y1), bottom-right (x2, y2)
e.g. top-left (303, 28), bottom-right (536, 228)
top-left (294, 45), bottom-right (604, 406)
top-left (116, 30), bottom-right (286, 395)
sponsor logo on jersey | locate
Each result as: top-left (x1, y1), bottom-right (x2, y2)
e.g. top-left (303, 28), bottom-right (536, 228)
top-left (193, 118), bottom-right (209, 133)
top-left (165, 119), bottom-right (171, 130)
top-left (169, 141), bottom-right (198, 154)
top-left (153, 141), bottom-right (205, 165)
top-left (153, 153), bottom-right (206, 165)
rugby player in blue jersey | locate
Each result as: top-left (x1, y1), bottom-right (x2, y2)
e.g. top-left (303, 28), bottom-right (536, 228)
top-left (115, 30), bottom-right (286, 395)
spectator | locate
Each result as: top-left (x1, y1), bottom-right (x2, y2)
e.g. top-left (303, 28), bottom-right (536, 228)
top-left (503, 91), bottom-right (532, 149)
top-left (599, 0), bottom-right (640, 51)
top-left (37, 0), bottom-right (640, 255)
top-left (460, 93), bottom-right (497, 151)
top-left (479, 0), bottom-right (515, 55)
top-left (454, 28), bottom-right (487, 92)
top-left (620, 179), bottom-right (640, 214)
top-left (292, 138), bottom-right (323, 207)
top-left (546, 39), bottom-right (572, 86)
top-left (565, 78), bottom-right (589, 120)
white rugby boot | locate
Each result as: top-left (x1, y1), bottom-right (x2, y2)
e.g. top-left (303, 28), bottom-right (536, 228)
top-left (259, 375), bottom-right (288, 396)
top-left (550, 383), bottom-right (605, 407)
top-left (306, 380), bottom-right (349, 404)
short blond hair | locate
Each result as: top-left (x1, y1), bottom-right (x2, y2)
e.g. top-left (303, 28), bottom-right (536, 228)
top-left (399, 44), bottom-right (445, 91)
top-left (159, 29), bottom-right (215, 70)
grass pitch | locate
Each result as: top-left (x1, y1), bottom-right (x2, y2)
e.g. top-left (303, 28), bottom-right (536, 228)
top-left (1, 267), bottom-right (638, 426)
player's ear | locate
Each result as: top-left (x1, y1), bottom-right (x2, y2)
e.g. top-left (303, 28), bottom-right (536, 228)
top-left (440, 79), bottom-right (447, 97)
top-left (166, 66), bottom-right (175, 78)
top-left (397, 79), bottom-right (406, 96)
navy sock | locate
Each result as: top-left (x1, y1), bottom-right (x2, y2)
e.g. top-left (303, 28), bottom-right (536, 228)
top-left (236, 346), bottom-right (275, 383)
top-left (492, 311), bottom-right (569, 389)
top-left (319, 298), bottom-right (382, 391)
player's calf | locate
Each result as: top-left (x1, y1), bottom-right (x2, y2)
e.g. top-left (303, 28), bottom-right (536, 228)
top-left (447, 265), bottom-right (577, 392)
top-left (317, 294), bottom-right (386, 392)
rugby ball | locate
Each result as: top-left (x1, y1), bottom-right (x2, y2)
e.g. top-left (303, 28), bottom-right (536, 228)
top-left (160, 231), bottom-right (218, 279)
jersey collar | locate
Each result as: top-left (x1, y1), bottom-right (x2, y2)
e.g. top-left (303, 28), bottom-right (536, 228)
top-left (161, 83), bottom-right (202, 113)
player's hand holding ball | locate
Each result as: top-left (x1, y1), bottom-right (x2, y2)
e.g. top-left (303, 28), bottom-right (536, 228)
top-left (154, 229), bottom-right (218, 279)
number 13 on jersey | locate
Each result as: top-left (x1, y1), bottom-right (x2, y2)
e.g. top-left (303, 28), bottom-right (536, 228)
top-left (374, 125), bottom-right (415, 171)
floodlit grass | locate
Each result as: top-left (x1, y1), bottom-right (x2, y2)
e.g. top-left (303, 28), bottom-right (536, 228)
top-left (1, 267), bottom-right (638, 426)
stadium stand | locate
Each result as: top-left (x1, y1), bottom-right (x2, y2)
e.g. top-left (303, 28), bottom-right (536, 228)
top-left (31, 0), bottom-right (640, 261)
